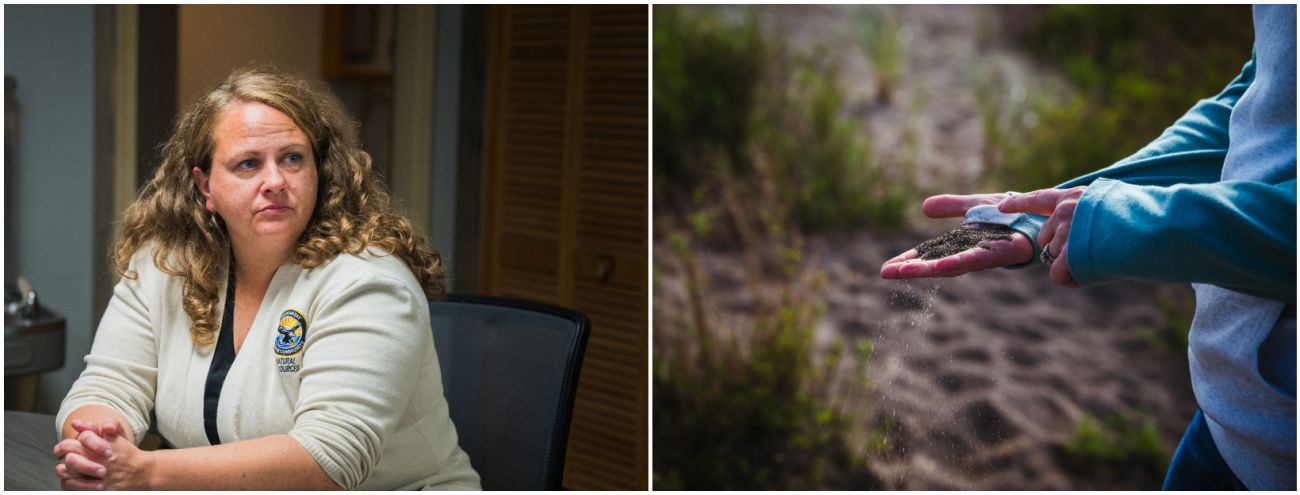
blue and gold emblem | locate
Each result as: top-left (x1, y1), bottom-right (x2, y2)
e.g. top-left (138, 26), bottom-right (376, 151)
top-left (273, 309), bottom-right (308, 356)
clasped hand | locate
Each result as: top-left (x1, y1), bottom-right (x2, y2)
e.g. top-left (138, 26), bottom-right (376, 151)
top-left (879, 186), bottom-right (1086, 287)
top-left (52, 419), bottom-right (148, 490)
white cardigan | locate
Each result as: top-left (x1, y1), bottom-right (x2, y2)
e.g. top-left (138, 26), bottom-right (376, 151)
top-left (57, 245), bottom-right (480, 490)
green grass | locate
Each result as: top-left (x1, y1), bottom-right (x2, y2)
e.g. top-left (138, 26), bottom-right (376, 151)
top-left (1063, 412), bottom-right (1167, 477)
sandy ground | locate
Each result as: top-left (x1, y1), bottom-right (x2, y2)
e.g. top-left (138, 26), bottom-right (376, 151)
top-left (654, 229), bottom-right (1198, 490)
top-left (654, 5), bottom-right (1199, 489)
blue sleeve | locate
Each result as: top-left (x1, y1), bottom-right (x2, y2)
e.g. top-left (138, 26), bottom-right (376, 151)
top-left (996, 56), bottom-right (1256, 267)
top-left (1067, 177), bottom-right (1296, 302)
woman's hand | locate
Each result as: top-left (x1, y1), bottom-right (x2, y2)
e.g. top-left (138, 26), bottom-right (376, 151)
top-left (53, 424), bottom-right (111, 491)
top-left (54, 419), bottom-right (152, 490)
top-left (996, 186), bottom-right (1087, 288)
top-left (881, 193), bottom-right (1034, 279)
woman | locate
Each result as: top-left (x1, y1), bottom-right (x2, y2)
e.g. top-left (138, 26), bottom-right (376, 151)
top-left (51, 66), bottom-right (481, 490)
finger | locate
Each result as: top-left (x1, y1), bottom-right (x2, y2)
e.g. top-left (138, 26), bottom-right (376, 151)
top-left (928, 249), bottom-right (989, 278)
top-left (1052, 197), bottom-right (1078, 221)
top-left (1050, 245), bottom-right (1079, 288)
top-left (56, 463), bottom-right (76, 480)
top-left (932, 234), bottom-right (1034, 276)
top-left (62, 453), bottom-right (107, 479)
top-left (922, 194), bottom-right (1004, 218)
top-left (54, 438), bottom-right (86, 459)
top-left (77, 430), bottom-right (114, 458)
top-left (880, 249), bottom-right (920, 279)
top-left (55, 463), bottom-right (99, 482)
top-left (70, 420), bottom-right (100, 435)
top-left (883, 248), bottom-right (919, 266)
top-left (895, 258), bottom-right (938, 278)
top-left (100, 420), bottom-right (122, 439)
top-left (61, 476), bottom-right (105, 491)
top-left (1046, 221), bottom-right (1070, 267)
top-left (1037, 213), bottom-right (1059, 250)
top-left (998, 188), bottom-right (1067, 216)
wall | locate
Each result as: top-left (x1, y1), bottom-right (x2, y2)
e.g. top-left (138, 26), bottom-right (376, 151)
top-left (177, 5), bottom-right (323, 109)
top-left (4, 5), bottom-right (99, 413)
top-left (433, 5), bottom-right (465, 290)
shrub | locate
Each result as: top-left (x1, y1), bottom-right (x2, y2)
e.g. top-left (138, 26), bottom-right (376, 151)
top-left (654, 6), bottom-right (915, 233)
top-left (752, 48), bottom-right (912, 232)
top-left (653, 217), bottom-right (879, 489)
top-left (653, 6), bottom-right (765, 203)
top-left (980, 5), bottom-right (1254, 191)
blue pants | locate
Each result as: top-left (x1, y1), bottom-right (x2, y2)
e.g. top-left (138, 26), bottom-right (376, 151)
top-left (1162, 410), bottom-right (1247, 490)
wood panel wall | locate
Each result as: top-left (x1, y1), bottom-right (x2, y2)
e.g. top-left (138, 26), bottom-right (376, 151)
top-left (482, 5), bottom-right (647, 490)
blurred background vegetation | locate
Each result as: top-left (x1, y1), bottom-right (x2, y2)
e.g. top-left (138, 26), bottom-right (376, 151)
top-left (981, 5), bottom-right (1255, 191)
top-left (653, 4), bottom-right (1252, 490)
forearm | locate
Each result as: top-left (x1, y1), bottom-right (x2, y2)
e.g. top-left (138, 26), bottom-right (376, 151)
top-left (140, 434), bottom-right (340, 490)
top-left (61, 405), bottom-right (135, 444)
top-left (1069, 178), bottom-right (1296, 300)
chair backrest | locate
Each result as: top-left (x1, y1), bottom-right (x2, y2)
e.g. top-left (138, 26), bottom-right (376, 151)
top-left (427, 294), bottom-right (590, 490)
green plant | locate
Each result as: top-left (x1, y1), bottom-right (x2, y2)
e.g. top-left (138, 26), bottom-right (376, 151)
top-left (751, 47), bottom-right (912, 233)
top-left (654, 6), bottom-right (915, 233)
top-left (980, 5), bottom-right (1254, 191)
top-left (653, 6), bottom-right (766, 202)
top-left (1063, 412), bottom-right (1167, 477)
top-left (653, 212), bottom-right (879, 489)
top-left (858, 7), bottom-right (904, 105)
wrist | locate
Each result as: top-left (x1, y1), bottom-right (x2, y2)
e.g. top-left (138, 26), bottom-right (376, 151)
top-left (138, 450), bottom-right (161, 490)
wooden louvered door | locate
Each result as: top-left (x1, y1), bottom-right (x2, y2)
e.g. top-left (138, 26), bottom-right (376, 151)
top-left (482, 5), bottom-right (648, 490)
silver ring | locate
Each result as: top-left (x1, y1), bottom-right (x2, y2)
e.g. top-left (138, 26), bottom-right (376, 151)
top-left (1040, 245), bottom-right (1056, 264)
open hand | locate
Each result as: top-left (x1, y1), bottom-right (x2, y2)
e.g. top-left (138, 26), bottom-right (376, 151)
top-left (881, 193), bottom-right (1034, 279)
top-left (997, 186), bottom-right (1086, 288)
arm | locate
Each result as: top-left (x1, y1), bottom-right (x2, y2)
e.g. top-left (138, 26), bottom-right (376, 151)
top-left (52, 252), bottom-right (158, 490)
top-left (56, 253), bottom-right (158, 444)
top-left (140, 435), bottom-right (339, 490)
top-left (59, 423), bottom-right (339, 490)
top-left (1067, 177), bottom-right (1296, 301)
top-left (980, 55), bottom-right (1259, 265)
top-left (285, 272), bottom-right (431, 489)
top-left (61, 405), bottom-right (133, 443)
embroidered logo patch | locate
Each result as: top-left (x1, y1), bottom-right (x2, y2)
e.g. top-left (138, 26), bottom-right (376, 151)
top-left (273, 309), bottom-right (308, 356)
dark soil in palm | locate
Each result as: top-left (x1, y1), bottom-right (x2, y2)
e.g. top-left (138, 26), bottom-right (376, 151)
top-left (915, 223), bottom-right (1015, 260)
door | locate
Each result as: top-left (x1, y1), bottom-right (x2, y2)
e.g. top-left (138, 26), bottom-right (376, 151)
top-left (482, 5), bottom-right (648, 490)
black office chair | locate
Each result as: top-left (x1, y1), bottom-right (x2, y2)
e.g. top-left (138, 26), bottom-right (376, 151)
top-left (428, 294), bottom-right (590, 490)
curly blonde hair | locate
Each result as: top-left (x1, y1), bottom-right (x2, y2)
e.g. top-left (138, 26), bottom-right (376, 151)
top-left (113, 65), bottom-right (444, 345)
